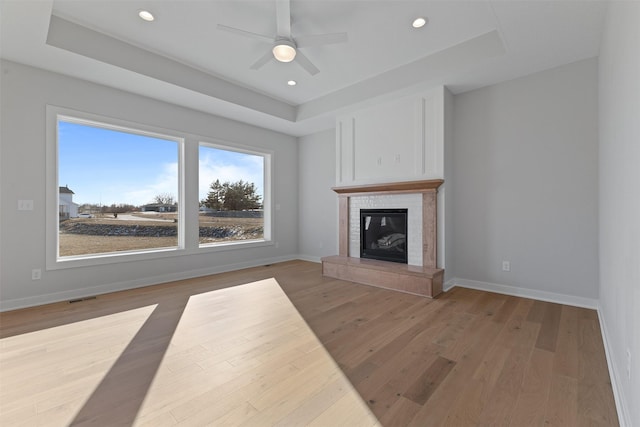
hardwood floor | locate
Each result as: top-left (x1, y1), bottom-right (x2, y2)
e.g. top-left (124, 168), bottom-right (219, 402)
top-left (0, 260), bottom-right (618, 426)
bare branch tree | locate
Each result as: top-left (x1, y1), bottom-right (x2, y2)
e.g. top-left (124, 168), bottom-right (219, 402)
top-left (153, 193), bottom-right (175, 205)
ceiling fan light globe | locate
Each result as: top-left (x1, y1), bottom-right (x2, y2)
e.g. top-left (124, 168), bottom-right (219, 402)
top-left (272, 43), bottom-right (296, 62)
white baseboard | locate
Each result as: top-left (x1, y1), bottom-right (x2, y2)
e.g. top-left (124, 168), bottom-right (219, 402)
top-left (0, 255), bottom-right (299, 312)
top-left (296, 254), bottom-right (322, 263)
top-left (443, 278), bottom-right (457, 292)
top-left (597, 305), bottom-right (631, 427)
top-left (445, 277), bottom-right (599, 309)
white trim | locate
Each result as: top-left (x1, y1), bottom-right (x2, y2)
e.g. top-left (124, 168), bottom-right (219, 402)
top-left (52, 239), bottom-right (274, 270)
top-left (443, 278), bottom-right (457, 292)
top-left (296, 254), bottom-right (322, 263)
top-left (0, 255), bottom-right (298, 312)
top-left (445, 277), bottom-right (598, 309)
top-left (597, 305), bottom-right (631, 427)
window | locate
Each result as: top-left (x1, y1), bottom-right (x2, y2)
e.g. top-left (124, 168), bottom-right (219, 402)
top-left (46, 106), bottom-right (273, 269)
top-left (198, 144), bottom-right (268, 246)
top-left (56, 117), bottom-right (181, 258)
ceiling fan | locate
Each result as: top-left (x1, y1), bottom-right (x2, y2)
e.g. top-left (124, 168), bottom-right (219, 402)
top-left (217, 0), bottom-right (348, 75)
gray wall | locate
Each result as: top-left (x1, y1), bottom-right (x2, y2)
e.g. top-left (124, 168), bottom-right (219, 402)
top-left (598, 2), bottom-right (640, 425)
top-left (297, 129), bottom-right (338, 261)
top-left (451, 58), bottom-right (599, 300)
top-left (0, 60), bottom-right (298, 310)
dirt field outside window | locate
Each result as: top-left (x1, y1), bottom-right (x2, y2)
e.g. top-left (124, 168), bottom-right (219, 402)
top-left (59, 213), bottom-right (264, 257)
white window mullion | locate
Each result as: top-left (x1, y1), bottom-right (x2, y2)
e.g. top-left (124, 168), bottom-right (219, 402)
top-left (182, 139), bottom-right (200, 250)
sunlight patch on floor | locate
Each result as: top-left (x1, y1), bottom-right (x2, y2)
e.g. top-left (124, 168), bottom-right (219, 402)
top-left (0, 305), bottom-right (157, 426)
top-left (135, 278), bottom-right (379, 426)
top-left (0, 278), bottom-right (379, 426)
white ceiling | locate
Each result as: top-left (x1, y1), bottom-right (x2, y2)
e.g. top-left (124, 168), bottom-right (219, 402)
top-left (0, 0), bottom-right (607, 136)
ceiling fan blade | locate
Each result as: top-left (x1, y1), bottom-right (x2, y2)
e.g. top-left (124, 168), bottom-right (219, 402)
top-left (250, 51), bottom-right (274, 70)
top-left (294, 50), bottom-right (319, 76)
top-left (275, 0), bottom-right (291, 38)
top-left (217, 24), bottom-right (273, 42)
top-left (295, 32), bottom-right (348, 48)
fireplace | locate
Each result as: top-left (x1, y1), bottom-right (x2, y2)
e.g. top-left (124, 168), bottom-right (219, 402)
top-left (360, 209), bottom-right (408, 264)
top-left (321, 179), bottom-right (444, 298)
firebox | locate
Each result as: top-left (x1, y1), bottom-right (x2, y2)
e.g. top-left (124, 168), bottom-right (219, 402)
top-left (360, 208), bottom-right (408, 264)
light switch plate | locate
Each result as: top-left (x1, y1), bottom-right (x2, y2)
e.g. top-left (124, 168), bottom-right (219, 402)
top-left (18, 200), bottom-right (34, 211)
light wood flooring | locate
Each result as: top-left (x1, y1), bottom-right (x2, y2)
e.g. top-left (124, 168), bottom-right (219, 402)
top-left (0, 260), bottom-right (618, 426)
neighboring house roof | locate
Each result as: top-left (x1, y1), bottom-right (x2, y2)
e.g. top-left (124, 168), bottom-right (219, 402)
top-left (59, 186), bottom-right (75, 194)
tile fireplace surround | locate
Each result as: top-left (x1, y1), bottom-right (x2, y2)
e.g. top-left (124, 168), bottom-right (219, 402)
top-left (321, 179), bottom-right (444, 298)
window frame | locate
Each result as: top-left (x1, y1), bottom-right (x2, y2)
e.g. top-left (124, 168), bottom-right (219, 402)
top-left (46, 105), bottom-right (273, 271)
top-left (198, 140), bottom-right (272, 248)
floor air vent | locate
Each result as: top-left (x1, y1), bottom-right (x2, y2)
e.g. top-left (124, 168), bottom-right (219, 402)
top-left (68, 296), bottom-right (97, 304)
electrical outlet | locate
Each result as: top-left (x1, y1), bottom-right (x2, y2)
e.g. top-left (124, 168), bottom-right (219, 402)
top-left (502, 261), bottom-right (511, 272)
top-left (31, 269), bottom-right (41, 280)
top-left (627, 349), bottom-right (632, 380)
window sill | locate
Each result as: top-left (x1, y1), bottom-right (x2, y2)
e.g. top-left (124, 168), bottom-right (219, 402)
top-left (48, 239), bottom-right (274, 271)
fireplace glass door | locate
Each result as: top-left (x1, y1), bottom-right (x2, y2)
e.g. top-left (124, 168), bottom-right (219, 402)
top-left (360, 209), bottom-right (408, 264)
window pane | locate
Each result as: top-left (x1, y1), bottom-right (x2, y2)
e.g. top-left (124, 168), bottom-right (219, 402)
top-left (58, 120), bottom-right (179, 257)
top-left (199, 145), bottom-right (265, 245)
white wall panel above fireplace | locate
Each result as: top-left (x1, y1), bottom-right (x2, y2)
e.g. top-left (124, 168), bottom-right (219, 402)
top-left (336, 86), bottom-right (445, 187)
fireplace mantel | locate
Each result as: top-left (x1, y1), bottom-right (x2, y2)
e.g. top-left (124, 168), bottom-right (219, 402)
top-left (332, 179), bottom-right (443, 195)
top-left (322, 179), bottom-right (444, 298)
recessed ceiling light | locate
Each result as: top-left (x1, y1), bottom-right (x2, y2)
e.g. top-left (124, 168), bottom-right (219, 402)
top-left (138, 10), bottom-right (155, 22)
top-left (287, 80), bottom-right (297, 86)
top-left (412, 17), bottom-right (427, 28)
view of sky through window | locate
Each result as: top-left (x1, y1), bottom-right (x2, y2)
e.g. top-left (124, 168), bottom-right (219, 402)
top-left (58, 122), bottom-right (263, 207)
top-left (58, 121), bottom-right (178, 206)
top-left (198, 145), bottom-right (264, 204)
